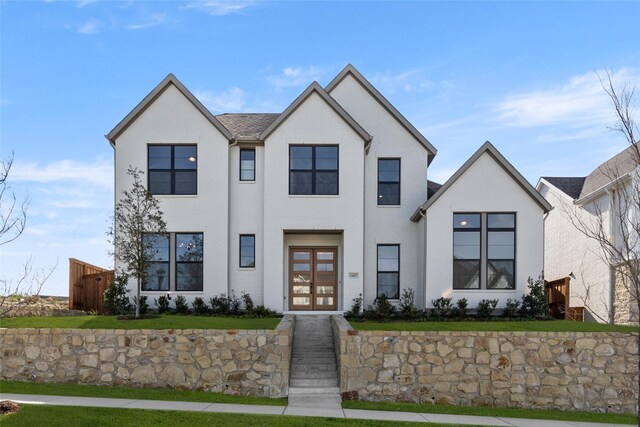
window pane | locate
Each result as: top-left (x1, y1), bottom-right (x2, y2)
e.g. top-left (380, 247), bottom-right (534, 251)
top-left (290, 171), bottom-right (313, 194)
top-left (240, 235), bottom-right (255, 268)
top-left (240, 149), bottom-right (255, 161)
top-left (142, 262), bottom-right (169, 291)
top-left (453, 213), bottom-right (481, 229)
top-left (487, 261), bottom-right (514, 289)
top-left (176, 263), bottom-right (203, 291)
top-left (378, 183), bottom-right (400, 205)
top-left (148, 146), bottom-right (172, 169)
top-left (293, 263), bottom-right (310, 271)
top-left (174, 171), bottom-right (197, 194)
top-left (240, 257), bottom-right (255, 268)
top-left (378, 245), bottom-right (399, 265)
top-left (174, 146), bottom-right (197, 170)
top-left (315, 146), bottom-right (338, 170)
top-left (148, 171), bottom-right (171, 194)
top-left (290, 146), bottom-right (313, 169)
top-left (176, 234), bottom-right (203, 262)
top-left (316, 252), bottom-right (334, 260)
top-left (240, 150), bottom-right (255, 181)
top-left (488, 213), bottom-right (515, 229)
top-left (240, 235), bottom-right (254, 248)
top-left (377, 273), bottom-right (399, 299)
top-left (453, 231), bottom-right (480, 259)
top-left (142, 234), bottom-right (169, 261)
top-left (488, 231), bottom-right (514, 259)
top-left (315, 172), bottom-right (338, 195)
top-left (453, 260), bottom-right (480, 289)
top-left (378, 159), bottom-right (400, 182)
top-left (317, 263), bottom-right (334, 271)
top-left (293, 252), bottom-right (310, 260)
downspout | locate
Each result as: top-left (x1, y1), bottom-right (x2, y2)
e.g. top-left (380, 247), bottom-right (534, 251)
top-left (420, 208), bottom-right (427, 310)
top-left (607, 188), bottom-right (616, 324)
top-left (227, 138), bottom-right (239, 295)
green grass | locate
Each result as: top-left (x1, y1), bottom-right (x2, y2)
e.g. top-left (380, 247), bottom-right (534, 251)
top-left (0, 314), bottom-right (281, 330)
top-left (342, 400), bottom-right (637, 424)
top-left (348, 319), bottom-right (639, 332)
top-left (1, 405), bottom-right (484, 427)
top-left (0, 381), bottom-right (286, 406)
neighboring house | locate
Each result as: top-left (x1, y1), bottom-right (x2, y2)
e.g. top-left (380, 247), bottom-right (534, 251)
top-left (537, 143), bottom-right (640, 324)
top-left (107, 64), bottom-right (550, 313)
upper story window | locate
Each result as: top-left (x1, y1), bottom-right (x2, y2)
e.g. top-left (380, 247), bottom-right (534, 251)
top-left (240, 149), bottom-right (255, 181)
top-left (289, 145), bottom-right (338, 195)
top-left (378, 159), bottom-right (400, 205)
top-left (148, 145), bottom-right (197, 195)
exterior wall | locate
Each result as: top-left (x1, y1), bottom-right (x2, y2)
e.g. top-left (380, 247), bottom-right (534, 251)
top-left (1, 316), bottom-right (294, 398)
top-left (262, 92), bottom-right (366, 311)
top-left (425, 152), bottom-right (544, 308)
top-left (114, 84), bottom-right (230, 304)
top-left (614, 262), bottom-right (639, 325)
top-left (332, 315), bottom-right (638, 413)
top-left (539, 183), bottom-right (611, 322)
top-left (228, 144), bottom-right (265, 303)
top-left (329, 75), bottom-right (428, 308)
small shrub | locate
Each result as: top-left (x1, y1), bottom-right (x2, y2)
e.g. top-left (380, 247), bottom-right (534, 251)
top-left (209, 293), bottom-right (230, 315)
top-left (451, 298), bottom-right (469, 319)
top-left (155, 295), bottom-right (171, 314)
top-left (228, 291), bottom-right (242, 315)
top-left (502, 298), bottom-right (521, 318)
top-left (365, 294), bottom-right (395, 319)
top-left (476, 299), bottom-right (499, 320)
top-left (430, 297), bottom-right (453, 320)
top-left (345, 294), bottom-right (363, 318)
top-left (137, 296), bottom-right (149, 315)
top-left (174, 295), bottom-right (190, 314)
top-left (399, 288), bottom-right (420, 319)
top-left (192, 297), bottom-right (209, 315)
top-left (520, 274), bottom-right (549, 319)
top-left (241, 291), bottom-right (254, 312)
top-left (246, 305), bottom-right (279, 318)
top-left (103, 274), bottom-right (132, 315)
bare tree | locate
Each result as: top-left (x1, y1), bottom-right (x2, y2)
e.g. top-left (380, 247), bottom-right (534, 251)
top-left (0, 153), bottom-right (56, 317)
top-left (109, 166), bottom-right (166, 318)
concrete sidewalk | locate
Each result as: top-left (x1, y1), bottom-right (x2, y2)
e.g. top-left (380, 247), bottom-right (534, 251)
top-left (0, 393), bottom-right (631, 427)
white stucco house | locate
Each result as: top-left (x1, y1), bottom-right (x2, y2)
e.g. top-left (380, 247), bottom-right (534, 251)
top-left (107, 64), bottom-right (551, 313)
top-left (537, 143), bottom-right (639, 324)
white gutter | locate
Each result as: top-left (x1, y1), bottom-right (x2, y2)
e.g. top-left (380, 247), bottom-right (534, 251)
top-left (574, 173), bottom-right (631, 207)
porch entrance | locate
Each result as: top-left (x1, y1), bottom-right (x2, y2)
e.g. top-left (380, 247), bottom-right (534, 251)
top-left (288, 247), bottom-right (337, 311)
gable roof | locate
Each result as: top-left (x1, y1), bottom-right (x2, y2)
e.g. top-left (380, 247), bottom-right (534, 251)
top-left (216, 113), bottom-right (280, 138)
top-left (411, 141), bottom-right (552, 222)
top-left (540, 177), bottom-right (586, 199)
top-left (325, 64), bottom-right (437, 164)
top-left (259, 81), bottom-right (372, 143)
top-left (427, 180), bottom-right (442, 199)
top-left (579, 142), bottom-right (639, 199)
top-left (106, 74), bottom-right (233, 145)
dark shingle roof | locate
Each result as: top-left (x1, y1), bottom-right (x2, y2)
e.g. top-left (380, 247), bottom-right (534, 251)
top-left (579, 142), bottom-right (639, 199)
top-left (215, 113), bottom-right (280, 138)
top-left (541, 177), bottom-right (586, 199)
top-left (427, 180), bottom-right (442, 199)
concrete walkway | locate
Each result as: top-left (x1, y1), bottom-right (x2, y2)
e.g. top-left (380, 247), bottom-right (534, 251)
top-left (0, 393), bottom-right (631, 427)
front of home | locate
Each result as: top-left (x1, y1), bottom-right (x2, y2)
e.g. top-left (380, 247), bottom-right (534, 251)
top-left (107, 64), bottom-right (550, 313)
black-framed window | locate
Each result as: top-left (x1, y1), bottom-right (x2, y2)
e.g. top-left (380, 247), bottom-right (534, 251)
top-left (240, 149), bottom-right (255, 181)
top-left (141, 233), bottom-right (170, 291)
top-left (289, 145), bottom-right (338, 195)
top-left (487, 213), bottom-right (516, 289)
top-left (377, 244), bottom-right (399, 299)
top-left (378, 159), bottom-right (400, 205)
top-left (148, 145), bottom-right (197, 195)
top-left (175, 233), bottom-right (203, 291)
top-left (453, 213), bottom-right (481, 289)
top-left (239, 235), bottom-right (255, 268)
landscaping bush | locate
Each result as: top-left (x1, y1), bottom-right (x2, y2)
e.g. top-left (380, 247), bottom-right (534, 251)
top-left (429, 297), bottom-right (453, 320)
top-left (451, 298), bottom-right (469, 319)
top-left (245, 305), bottom-right (279, 318)
top-left (209, 293), bottom-right (231, 315)
top-left (520, 275), bottom-right (549, 319)
top-left (476, 299), bottom-right (498, 319)
top-left (192, 297), bottom-right (209, 315)
top-left (174, 295), bottom-right (190, 314)
top-left (155, 295), bottom-right (171, 314)
top-left (365, 294), bottom-right (395, 319)
top-left (103, 274), bottom-right (132, 315)
top-left (137, 296), bottom-right (149, 315)
top-left (241, 291), bottom-right (254, 312)
top-left (228, 291), bottom-right (242, 315)
top-left (345, 294), bottom-right (363, 318)
top-left (502, 298), bottom-right (521, 318)
top-left (398, 288), bottom-right (420, 319)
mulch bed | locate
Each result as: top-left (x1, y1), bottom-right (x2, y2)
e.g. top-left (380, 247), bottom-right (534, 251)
top-left (0, 400), bottom-right (20, 415)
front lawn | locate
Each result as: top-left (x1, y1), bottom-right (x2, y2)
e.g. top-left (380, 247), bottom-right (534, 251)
top-left (1, 405), bottom-right (482, 427)
top-left (0, 314), bottom-right (281, 330)
top-left (342, 400), bottom-right (637, 425)
top-left (0, 381), bottom-right (286, 406)
top-left (348, 319), bottom-right (639, 332)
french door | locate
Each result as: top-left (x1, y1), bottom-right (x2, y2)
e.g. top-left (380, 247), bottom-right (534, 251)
top-left (288, 247), bottom-right (337, 310)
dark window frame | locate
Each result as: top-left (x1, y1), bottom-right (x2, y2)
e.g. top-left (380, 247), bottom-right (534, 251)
top-left (239, 148), bottom-right (256, 181)
top-left (377, 158), bottom-right (401, 206)
top-left (174, 232), bottom-right (204, 292)
top-left (239, 234), bottom-right (256, 268)
top-left (453, 213), bottom-right (482, 290)
top-left (141, 233), bottom-right (170, 292)
top-left (147, 144), bottom-right (197, 195)
top-left (288, 145), bottom-right (339, 195)
top-left (486, 213), bottom-right (516, 290)
top-left (376, 244), bottom-right (400, 299)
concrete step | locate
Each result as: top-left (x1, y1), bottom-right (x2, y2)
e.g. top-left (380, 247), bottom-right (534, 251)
top-left (291, 364), bottom-right (337, 371)
top-left (292, 351), bottom-right (335, 356)
top-left (290, 378), bottom-right (339, 387)
top-left (288, 386), bottom-right (341, 395)
top-left (291, 371), bottom-right (337, 379)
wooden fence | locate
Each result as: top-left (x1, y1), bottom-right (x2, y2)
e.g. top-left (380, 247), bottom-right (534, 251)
top-left (545, 276), bottom-right (584, 321)
top-left (69, 258), bottom-right (114, 313)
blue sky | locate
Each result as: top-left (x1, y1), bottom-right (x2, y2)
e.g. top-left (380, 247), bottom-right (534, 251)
top-left (1, 0), bottom-right (638, 296)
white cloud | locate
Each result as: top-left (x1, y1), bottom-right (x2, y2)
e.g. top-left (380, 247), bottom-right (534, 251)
top-left (194, 87), bottom-right (247, 113)
top-left (267, 66), bottom-right (325, 89)
top-left (126, 13), bottom-right (166, 30)
top-left (11, 159), bottom-right (112, 189)
top-left (77, 19), bottom-right (102, 35)
top-left (76, 0), bottom-right (97, 7)
top-left (494, 69), bottom-right (635, 128)
top-left (368, 68), bottom-right (435, 94)
top-left (185, 1), bottom-right (257, 16)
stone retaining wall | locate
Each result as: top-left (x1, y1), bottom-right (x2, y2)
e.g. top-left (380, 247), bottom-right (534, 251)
top-left (332, 315), bottom-right (638, 414)
top-left (1, 315), bottom-right (294, 398)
